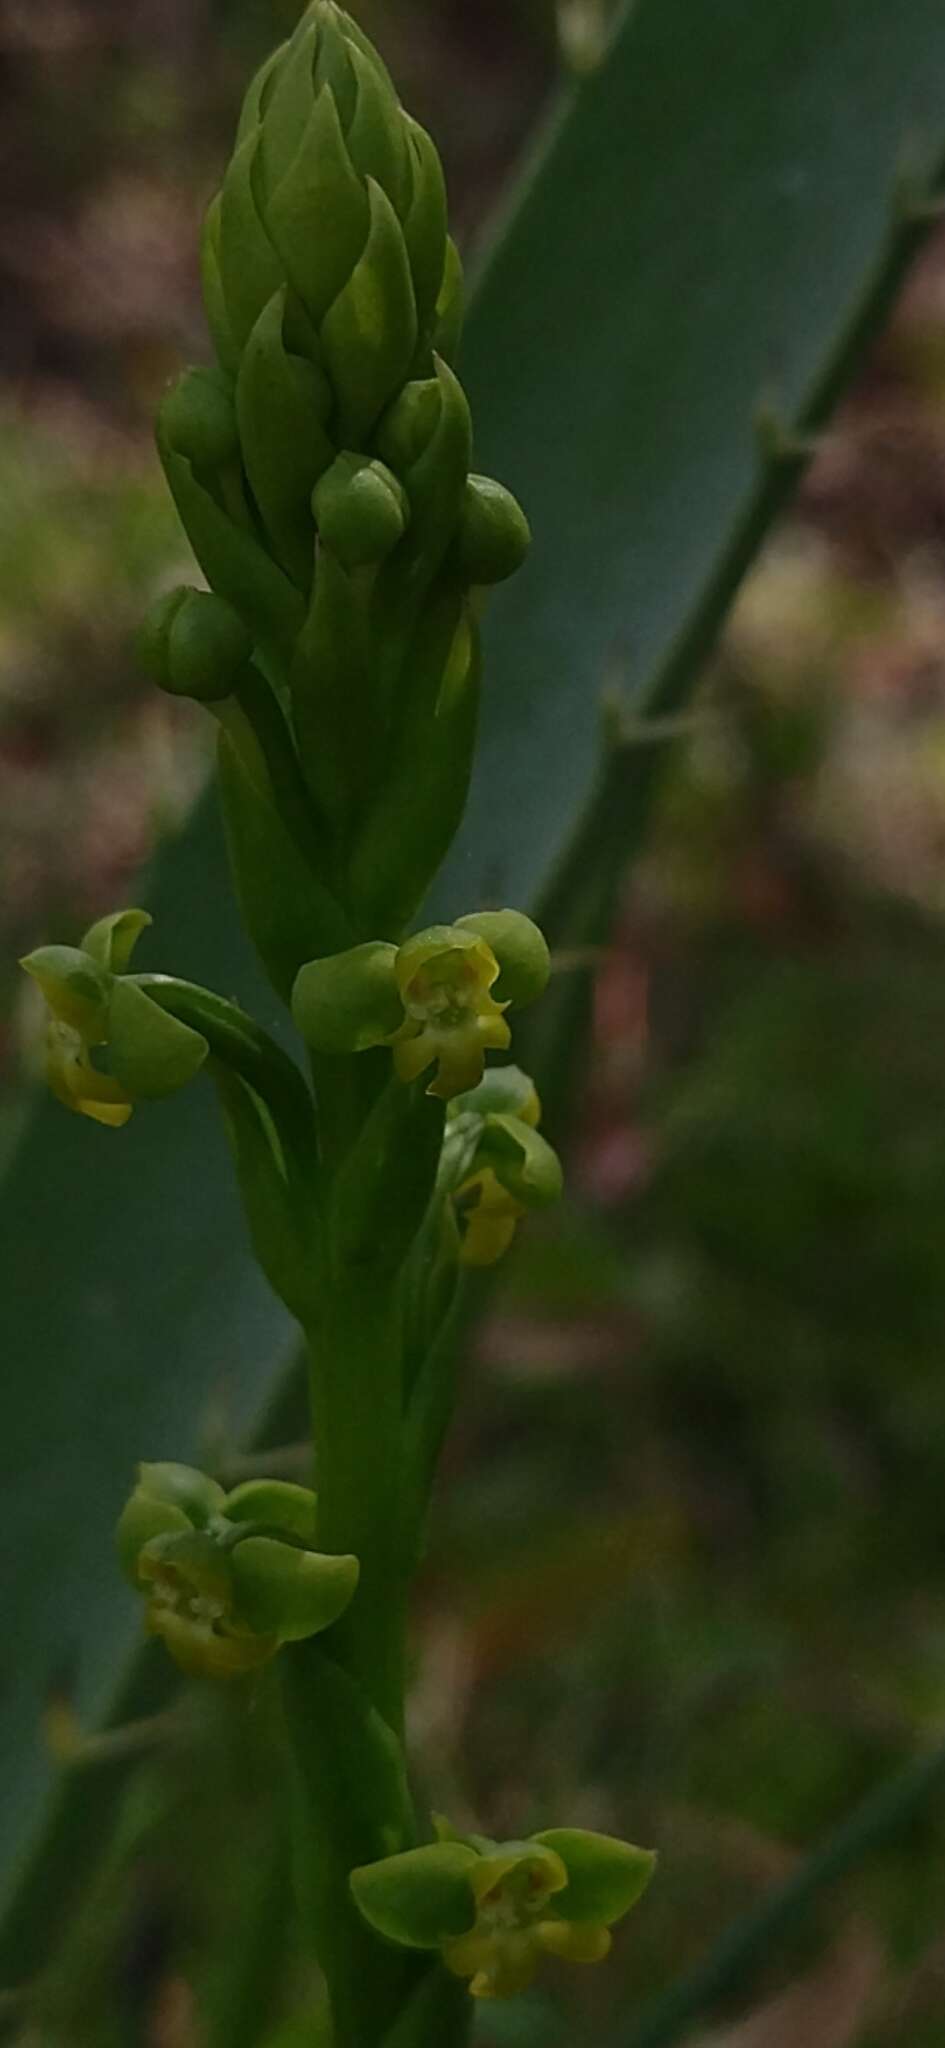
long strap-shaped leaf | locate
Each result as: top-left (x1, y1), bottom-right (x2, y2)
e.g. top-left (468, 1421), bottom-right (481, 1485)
top-left (3, 0), bottom-right (945, 1975)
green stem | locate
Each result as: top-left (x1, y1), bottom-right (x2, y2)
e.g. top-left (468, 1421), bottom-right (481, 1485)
top-left (304, 1282), bottom-right (409, 1734)
top-left (623, 1735), bottom-right (945, 2048)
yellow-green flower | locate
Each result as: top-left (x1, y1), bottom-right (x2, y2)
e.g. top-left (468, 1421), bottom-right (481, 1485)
top-left (117, 1463), bottom-right (359, 1681)
top-left (389, 926), bottom-right (510, 1099)
top-left (441, 1065), bottom-right (562, 1265)
top-left (21, 912), bottom-right (208, 1128)
top-left (351, 1823), bottom-right (655, 2002)
top-left (292, 911), bottom-right (550, 1102)
top-left (21, 944), bottom-right (132, 1127)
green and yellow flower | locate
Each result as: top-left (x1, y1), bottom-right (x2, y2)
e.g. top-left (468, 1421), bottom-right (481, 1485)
top-left (292, 909), bottom-right (550, 1102)
top-left (441, 1065), bottom-right (562, 1264)
top-left (351, 1822), bottom-right (655, 2001)
top-left (21, 911), bottom-right (208, 1128)
top-left (117, 1462), bottom-right (359, 1680)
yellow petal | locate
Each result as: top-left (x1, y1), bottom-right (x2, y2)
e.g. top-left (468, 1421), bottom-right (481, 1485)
top-left (537, 1920), bottom-right (612, 1965)
top-left (392, 1029), bottom-right (436, 1085)
top-left (47, 1026), bottom-right (133, 1127)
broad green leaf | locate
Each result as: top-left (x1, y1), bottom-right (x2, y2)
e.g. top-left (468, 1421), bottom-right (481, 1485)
top-left (5, 0), bottom-right (945, 1972)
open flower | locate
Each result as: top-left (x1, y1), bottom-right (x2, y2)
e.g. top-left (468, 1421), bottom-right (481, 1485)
top-left (292, 909), bottom-right (550, 1103)
top-left (117, 1462), bottom-right (358, 1679)
top-left (389, 926), bottom-right (510, 1099)
top-left (441, 1065), bottom-right (562, 1265)
top-left (351, 1822), bottom-right (655, 2001)
top-left (21, 910), bottom-right (208, 1128)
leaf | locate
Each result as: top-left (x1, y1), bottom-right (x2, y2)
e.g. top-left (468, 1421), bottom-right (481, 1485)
top-left (430, 0), bottom-right (945, 920)
top-left (5, 0), bottom-right (945, 1974)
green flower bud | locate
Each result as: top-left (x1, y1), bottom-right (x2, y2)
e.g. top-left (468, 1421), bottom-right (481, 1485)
top-left (313, 453), bottom-right (408, 568)
top-left (374, 377), bottom-right (442, 474)
top-left (453, 476), bottom-right (531, 586)
top-left (160, 368), bottom-right (240, 473)
top-left (292, 941), bottom-right (402, 1053)
top-left (167, 590), bottom-right (253, 702)
top-left (140, 587), bottom-right (253, 702)
top-left (136, 588), bottom-right (188, 688)
top-left (454, 911), bottom-right (550, 1007)
top-left (433, 236), bottom-right (464, 364)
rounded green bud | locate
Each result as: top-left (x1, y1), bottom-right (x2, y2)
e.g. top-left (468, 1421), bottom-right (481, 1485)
top-left (107, 981), bottom-right (209, 1100)
top-left (453, 911), bottom-right (550, 1007)
top-left (136, 588), bottom-right (189, 688)
top-left (374, 377), bottom-right (442, 474)
top-left (313, 452), bottom-right (408, 568)
top-left (292, 941), bottom-right (403, 1053)
top-left (167, 590), bottom-right (253, 702)
top-left (222, 1478), bottom-right (318, 1542)
top-left (138, 588), bottom-right (252, 703)
top-left (229, 1536), bottom-right (359, 1641)
top-left (159, 367), bottom-right (239, 471)
top-left (454, 476), bottom-right (531, 585)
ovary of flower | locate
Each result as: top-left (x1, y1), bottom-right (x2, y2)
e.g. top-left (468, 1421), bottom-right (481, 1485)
top-left (454, 1166), bottom-right (525, 1267)
top-left (442, 1851), bottom-right (609, 2000)
top-left (390, 929), bottom-right (511, 1100)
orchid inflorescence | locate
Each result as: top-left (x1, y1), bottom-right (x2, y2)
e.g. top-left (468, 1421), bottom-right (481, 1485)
top-left (23, 7), bottom-right (654, 2041)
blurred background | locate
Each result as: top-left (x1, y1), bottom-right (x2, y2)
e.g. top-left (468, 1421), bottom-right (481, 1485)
top-left (6, 2), bottom-right (945, 2044)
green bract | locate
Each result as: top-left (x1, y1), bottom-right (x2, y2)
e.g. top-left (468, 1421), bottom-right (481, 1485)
top-left (117, 1461), bottom-right (358, 1678)
top-left (351, 1825), bottom-right (656, 2000)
